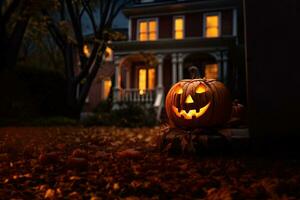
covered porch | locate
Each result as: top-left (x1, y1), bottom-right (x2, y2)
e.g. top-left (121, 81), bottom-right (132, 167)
top-left (112, 53), bottom-right (165, 118)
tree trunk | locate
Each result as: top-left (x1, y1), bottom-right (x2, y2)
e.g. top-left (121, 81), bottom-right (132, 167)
top-left (0, 15), bottom-right (30, 71)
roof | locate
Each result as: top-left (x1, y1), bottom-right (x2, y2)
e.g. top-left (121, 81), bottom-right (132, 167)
top-left (124, 0), bottom-right (240, 17)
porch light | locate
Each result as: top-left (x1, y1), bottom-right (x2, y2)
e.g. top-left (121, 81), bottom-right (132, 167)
top-left (83, 44), bottom-right (90, 57)
top-left (139, 89), bottom-right (145, 95)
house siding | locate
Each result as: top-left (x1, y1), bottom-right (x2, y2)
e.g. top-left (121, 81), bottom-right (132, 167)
top-left (131, 9), bottom-right (234, 40)
top-left (159, 15), bottom-right (173, 39)
top-left (222, 10), bottom-right (233, 35)
top-left (162, 56), bottom-right (172, 95)
top-left (185, 12), bottom-right (203, 37)
top-left (131, 18), bottom-right (137, 40)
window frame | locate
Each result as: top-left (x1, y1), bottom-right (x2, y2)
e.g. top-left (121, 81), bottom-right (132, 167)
top-left (173, 15), bottom-right (185, 40)
top-left (136, 66), bottom-right (156, 91)
top-left (203, 12), bottom-right (222, 38)
top-left (137, 18), bottom-right (159, 41)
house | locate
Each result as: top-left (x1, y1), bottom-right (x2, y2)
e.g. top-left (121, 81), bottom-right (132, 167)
top-left (84, 0), bottom-right (246, 119)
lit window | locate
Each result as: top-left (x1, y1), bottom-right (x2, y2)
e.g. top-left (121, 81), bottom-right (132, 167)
top-left (83, 44), bottom-right (90, 57)
top-left (149, 21), bottom-right (157, 41)
top-left (138, 68), bottom-right (156, 95)
top-left (174, 17), bottom-right (184, 39)
top-left (105, 47), bottom-right (113, 61)
top-left (139, 69), bottom-right (147, 94)
top-left (138, 19), bottom-right (157, 41)
top-left (205, 15), bottom-right (220, 38)
top-left (103, 79), bottom-right (112, 99)
top-left (148, 68), bottom-right (155, 89)
top-left (205, 64), bottom-right (218, 79)
top-left (139, 22), bottom-right (148, 41)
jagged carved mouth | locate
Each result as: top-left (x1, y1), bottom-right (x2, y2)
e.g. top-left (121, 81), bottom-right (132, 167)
top-left (172, 103), bottom-right (210, 120)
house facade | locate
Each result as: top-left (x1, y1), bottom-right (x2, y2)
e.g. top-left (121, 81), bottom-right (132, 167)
top-left (84, 0), bottom-right (246, 118)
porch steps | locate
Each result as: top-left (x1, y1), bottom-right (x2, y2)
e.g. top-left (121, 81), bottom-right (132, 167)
top-left (159, 128), bottom-right (250, 154)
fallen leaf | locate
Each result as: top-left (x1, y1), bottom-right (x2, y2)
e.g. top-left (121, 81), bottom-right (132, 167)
top-left (44, 188), bottom-right (55, 199)
top-left (116, 149), bottom-right (143, 159)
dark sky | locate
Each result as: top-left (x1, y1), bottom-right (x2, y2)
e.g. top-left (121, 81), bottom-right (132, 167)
top-left (82, 5), bottom-right (128, 35)
top-left (113, 11), bottom-right (128, 28)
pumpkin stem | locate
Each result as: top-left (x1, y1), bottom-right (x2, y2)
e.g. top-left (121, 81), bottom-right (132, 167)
top-left (188, 66), bottom-right (200, 79)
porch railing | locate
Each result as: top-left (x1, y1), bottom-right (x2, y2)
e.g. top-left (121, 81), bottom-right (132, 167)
top-left (120, 89), bottom-right (155, 103)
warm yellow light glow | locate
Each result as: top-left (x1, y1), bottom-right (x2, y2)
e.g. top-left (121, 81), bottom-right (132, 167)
top-left (176, 87), bottom-right (183, 94)
top-left (149, 21), bottom-right (156, 31)
top-left (174, 18), bottom-right (184, 39)
top-left (139, 69), bottom-right (147, 94)
top-left (83, 45), bottom-right (90, 57)
top-left (205, 15), bottom-right (219, 38)
top-left (105, 47), bottom-right (113, 61)
top-left (103, 79), bottom-right (112, 99)
top-left (185, 95), bottom-right (194, 104)
top-left (140, 22), bottom-right (147, 32)
top-left (172, 102), bottom-right (210, 119)
top-left (196, 84), bottom-right (206, 93)
top-left (149, 21), bottom-right (157, 41)
top-left (139, 21), bottom-right (148, 41)
top-left (139, 20), bottom-right (157, 41)
top-left (205, 64), bottom-right (218, 79)
top-left (148, 68), bottom-right (155, 89)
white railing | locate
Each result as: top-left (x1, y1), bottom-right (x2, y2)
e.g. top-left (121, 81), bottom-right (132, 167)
top-left (120, 89), bottom-right (155, 103)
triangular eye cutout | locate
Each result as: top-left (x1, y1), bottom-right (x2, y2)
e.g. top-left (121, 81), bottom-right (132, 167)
top-left (196, 83), bottom-right (206, 93)
top-left (175, 85), bottom-right (183, 94)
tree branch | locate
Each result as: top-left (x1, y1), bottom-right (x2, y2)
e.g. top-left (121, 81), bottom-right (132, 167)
top-left (0, 0), bottom-right (22, 25)
top-left (81, 0), bottom-right (97, 34)
top-left (42, 10), bottom-right (66, 51)
top-left (65, 0), bottom-right (86, 66)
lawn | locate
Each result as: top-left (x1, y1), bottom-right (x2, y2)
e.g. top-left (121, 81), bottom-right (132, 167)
top-left (0, 127), bottom-right (300, 199)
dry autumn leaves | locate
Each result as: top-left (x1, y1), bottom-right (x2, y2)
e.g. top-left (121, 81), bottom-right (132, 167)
top-left (0, 126), bottom-right (300, 199)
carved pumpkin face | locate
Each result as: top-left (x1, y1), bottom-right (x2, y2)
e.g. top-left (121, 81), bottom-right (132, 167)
top-left (171, 83), bottom-right (211, 120)
top-left (165, 79), bottom-right (232, 129)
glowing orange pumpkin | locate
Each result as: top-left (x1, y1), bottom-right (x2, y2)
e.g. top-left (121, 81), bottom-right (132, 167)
top-left (165, 79), bottom-right (231, 129)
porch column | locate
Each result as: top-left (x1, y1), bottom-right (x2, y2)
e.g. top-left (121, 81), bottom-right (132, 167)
top-left (223, 52), bottom-right (228, 85)
top-left (113, 56), bottom-right (121, 102)
top-left (157, 54), bottom-right (164, 90)
top-left (217, 59), bottom-right (223, 82)
top-left (178, 53), bottom-right (184, 80)
top-left (211, 52), bottom-right (223, 82)
top-left (171, 53), bottom-right (177, 85)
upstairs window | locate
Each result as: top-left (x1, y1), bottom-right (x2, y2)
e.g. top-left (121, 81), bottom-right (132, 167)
top-left (204, 13), bottom-right (220, 38)
top-left (174, 16), bottom-right (184, 40)
top-left (138, 19), bottom-right (157, 41)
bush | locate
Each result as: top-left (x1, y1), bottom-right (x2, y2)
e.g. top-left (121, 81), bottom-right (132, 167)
top-left (0, 116), bottom-right (77, 127)
top-left (110, 103), bottom-right (157, 127)
top-left (82, 102), bottom-right (157, 127)
top-left (16, 65), bottom-right (68, 116)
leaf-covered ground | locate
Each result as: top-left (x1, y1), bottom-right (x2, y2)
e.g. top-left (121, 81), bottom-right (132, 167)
top-left (0, 127), bottom-right (300, 200)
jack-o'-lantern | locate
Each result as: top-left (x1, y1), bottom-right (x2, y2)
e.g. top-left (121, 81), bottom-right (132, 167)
top-left (165, 78), bottom-right (231, 129)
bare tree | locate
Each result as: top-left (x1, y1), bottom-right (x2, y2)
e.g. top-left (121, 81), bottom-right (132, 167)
top-left (0, 0), bottom-right (51, 71)
top-left (44, 0), bottom-right (131, 118)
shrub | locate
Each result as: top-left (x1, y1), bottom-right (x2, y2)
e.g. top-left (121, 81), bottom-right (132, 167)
top-left (110, 103), bottom-right (157, 127)
top-left (83, 102), bottom-right (157, 127)
top-left (0, 116), bottom-right (77, 127)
